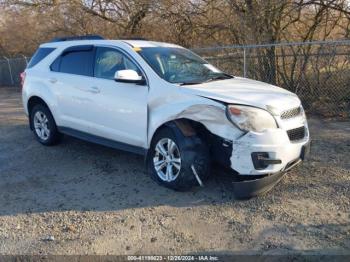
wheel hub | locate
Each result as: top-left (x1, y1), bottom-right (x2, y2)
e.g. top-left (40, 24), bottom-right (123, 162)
top-left (153, 138), bottom-right (181, 182)
top-left (33, 111), bottom-right (50, 140)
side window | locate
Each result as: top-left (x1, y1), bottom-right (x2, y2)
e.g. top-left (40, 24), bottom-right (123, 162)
top-left (50, 56), bottom-right (60, 72)
top-left (27, 47), bottom-right (55, 68)
top-left (94, 47), bottom-right (141, 80)
top-left (59, 50), bottom-right (94, 76)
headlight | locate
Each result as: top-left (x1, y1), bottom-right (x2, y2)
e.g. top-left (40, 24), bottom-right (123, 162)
top-left (227, 105), bottom-right (277, 132)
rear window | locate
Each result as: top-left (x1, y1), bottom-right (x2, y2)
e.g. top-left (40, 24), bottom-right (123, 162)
top-left (51, 49), bottom-right (94, 77)
top-left (27, 47), bottom-right (55, 68)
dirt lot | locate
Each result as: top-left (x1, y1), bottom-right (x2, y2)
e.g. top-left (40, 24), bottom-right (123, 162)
top-left (0, 87), bottom-right (349, 255)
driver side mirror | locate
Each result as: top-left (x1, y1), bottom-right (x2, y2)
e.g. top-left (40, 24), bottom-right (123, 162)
top-left (114, 69), bottom-right (146, 85)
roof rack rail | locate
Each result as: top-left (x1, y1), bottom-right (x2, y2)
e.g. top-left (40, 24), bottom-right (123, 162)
top-left (120, 37), bottom-right (148, 41)
top-left (50, 35), bottom-right (104, 42)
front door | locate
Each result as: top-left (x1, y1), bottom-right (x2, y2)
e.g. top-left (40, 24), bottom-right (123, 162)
top-left (84, 46), bottom-right (148, 148)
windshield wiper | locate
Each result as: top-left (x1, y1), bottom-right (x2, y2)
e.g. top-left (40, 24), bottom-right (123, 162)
top-left (178, 74), bottom-right (233, 86)
top-left (178, 82), bottom-right (202, 86)
top-left (205, 73), bottom-right (234, 83)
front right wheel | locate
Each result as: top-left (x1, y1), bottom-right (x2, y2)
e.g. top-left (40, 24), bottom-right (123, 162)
top-left (148, 124), bottom-right (210, 191)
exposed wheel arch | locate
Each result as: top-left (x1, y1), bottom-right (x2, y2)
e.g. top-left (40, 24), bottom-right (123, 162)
top-left (150, 118), bottom-right (209, 143)
top-left (148, 118), bottom-right (234, 171)
top-left (147, 121), bottom-right (211, 190)
top-left (148, 118), bottom-right (213, 156)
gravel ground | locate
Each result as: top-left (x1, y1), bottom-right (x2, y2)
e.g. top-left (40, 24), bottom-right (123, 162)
top-left (0, 87), bottom-right (349, 255)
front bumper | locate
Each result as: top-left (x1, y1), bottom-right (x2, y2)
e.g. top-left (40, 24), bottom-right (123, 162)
top-left (230, 127), bottom-right (309, 175)
top-left (232, 142), bottom-right (310, 199)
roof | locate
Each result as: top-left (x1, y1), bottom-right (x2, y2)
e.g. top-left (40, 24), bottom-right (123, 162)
top-left (122, 40), bottom-right (183, 48)
top-left (41, 39), bottom-right (183, 49)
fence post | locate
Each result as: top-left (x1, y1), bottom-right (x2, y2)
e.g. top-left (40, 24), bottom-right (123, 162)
top-left (243, 48), bottom-right (247, 77)
top-left (21, 54), bottom-right (28, 65)
top-left (4, 57), bottom-right (14, 86)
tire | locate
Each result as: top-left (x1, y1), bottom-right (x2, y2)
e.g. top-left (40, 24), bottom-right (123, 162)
top-left (147, 123), bottom-right (210, 191)
top-left (30, 104), bottom-right (62, 146)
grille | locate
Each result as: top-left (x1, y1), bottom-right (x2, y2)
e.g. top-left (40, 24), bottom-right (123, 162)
top-left (281, 107), bottom-right (302, 119)
top-left (287, 126), bottom-right (306, 141)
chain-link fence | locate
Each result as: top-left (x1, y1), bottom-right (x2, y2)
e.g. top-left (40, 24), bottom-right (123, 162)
top-left (0, 56), bottom-right (29, 87)
top-left (194, 40), bottom-right (350, 118)
top-left (1, 40), bottom-right (349, 117)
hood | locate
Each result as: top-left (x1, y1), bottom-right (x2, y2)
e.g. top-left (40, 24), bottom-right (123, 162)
top-left (180, 77), bottom-right (301, 112)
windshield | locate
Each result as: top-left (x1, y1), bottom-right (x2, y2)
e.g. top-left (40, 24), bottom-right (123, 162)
top-left (137, 47), bottom-right (232, 84)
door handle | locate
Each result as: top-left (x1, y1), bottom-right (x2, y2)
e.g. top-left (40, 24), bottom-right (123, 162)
top-left (49, 78), bottom-right (57, 83)
top-left (87, 86), bottom-right (100, 94)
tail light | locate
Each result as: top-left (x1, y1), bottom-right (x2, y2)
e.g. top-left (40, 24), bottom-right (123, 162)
top-left (20, 72), bottom-right (26, 88)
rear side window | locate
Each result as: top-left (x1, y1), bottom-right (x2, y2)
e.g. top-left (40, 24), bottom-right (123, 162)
top-left (27, 48), bottom-right (55, 68)
top-left (51, 49), bottom-right (94, 77)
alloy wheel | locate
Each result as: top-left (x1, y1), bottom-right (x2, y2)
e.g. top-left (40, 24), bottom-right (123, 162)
top-left (33, 111), bottom-right (50, 140)
top-left (153, 138), bottom-right (181, 182)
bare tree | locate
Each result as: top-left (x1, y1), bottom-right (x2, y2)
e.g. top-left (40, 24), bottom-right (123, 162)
top-left (0, 0), bottom-right (349, 56)
top-left (79, 0), bottom-right (154, 36)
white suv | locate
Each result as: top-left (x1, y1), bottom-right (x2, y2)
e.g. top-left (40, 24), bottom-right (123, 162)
top-left (21, 35), bottom-right (310, 197)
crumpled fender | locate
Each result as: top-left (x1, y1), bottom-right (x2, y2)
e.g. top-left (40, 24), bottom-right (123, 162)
top-left (147, 92), bottom-right (243, 147)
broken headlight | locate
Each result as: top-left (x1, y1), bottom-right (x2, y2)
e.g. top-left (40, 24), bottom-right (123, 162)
top-left (227, 105), bottom-right (277, 132)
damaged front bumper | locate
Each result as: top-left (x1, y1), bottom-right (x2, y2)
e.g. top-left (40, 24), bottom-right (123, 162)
top-left (232, 142), bottom-right (310, 199)
top-left (230, 127), bottom-right (310, 175)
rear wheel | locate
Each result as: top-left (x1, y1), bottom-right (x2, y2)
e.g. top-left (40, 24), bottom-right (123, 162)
top-left (30, 104), bottom-right (62, 146)
top-left (148, 124), bottom-right (210, 191)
